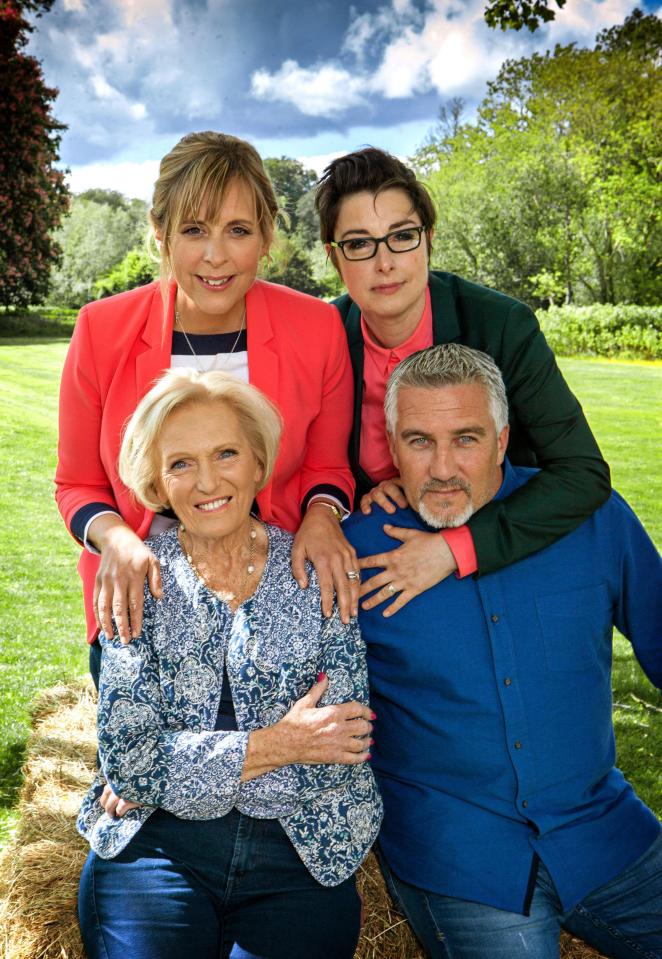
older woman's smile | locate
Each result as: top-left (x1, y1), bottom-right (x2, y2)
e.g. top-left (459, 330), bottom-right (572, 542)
top-left (196, 496), bottom-right (230, 511)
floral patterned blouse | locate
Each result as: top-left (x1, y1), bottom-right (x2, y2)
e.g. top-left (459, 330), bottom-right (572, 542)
top-left (77, 523), bottom-right (382, 886)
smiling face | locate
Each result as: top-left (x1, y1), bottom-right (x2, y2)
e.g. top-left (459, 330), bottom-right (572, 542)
top-left (329, 188), bottom-right (432, 344)
top-left (388, 383), bottom-right (509, 528)
top-left (167, 177), bottom-right (269, 331)
top-left (155, 398), bottom-right (263, 544)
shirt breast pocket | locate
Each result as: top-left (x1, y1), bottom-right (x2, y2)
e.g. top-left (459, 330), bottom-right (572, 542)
top-left (535, 582), bottom-right (612, 672)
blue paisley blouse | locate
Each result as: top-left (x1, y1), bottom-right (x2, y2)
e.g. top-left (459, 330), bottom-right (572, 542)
top-left (77, 523), bottom-right (382, 886)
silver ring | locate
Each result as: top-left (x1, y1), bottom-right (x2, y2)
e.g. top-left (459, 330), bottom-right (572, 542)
top-left (346, 570), bottom-right (360, 580)
top-left (387, 583), bottom-right (397, 595)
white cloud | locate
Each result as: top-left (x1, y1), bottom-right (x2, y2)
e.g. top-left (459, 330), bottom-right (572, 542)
top-left (252, 0), bottom-right (645, 116)
top-left (66, 160), bottom-right (160, 202)
top-left (251, 59), bottom-right (367, 117)
top-left (295, 150), bottom-right (344, 177)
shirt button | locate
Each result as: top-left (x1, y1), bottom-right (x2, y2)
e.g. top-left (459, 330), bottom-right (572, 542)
top-left (522, 800), bottom-right (528, 809)
top-left (491, 614), bottom-right (499, 623)
top-left (514, 740), bottom-right (522, 749)
top-left (504, 678), bottom-right (512, 686)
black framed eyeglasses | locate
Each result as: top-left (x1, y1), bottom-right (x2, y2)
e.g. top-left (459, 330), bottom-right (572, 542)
top-left (330, 225), bottom-right (426, 261)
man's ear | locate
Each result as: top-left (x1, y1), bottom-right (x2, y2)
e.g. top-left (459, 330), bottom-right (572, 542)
top-left (387, 430), bottom-right (400, 470)
top-left (496, 424), bottom-right (509, 465)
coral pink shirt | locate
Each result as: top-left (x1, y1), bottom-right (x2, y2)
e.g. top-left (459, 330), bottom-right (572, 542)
top-left (358, 288), bottom-right (477, 577)
top-left (359, 289), bottom-right (433, 483)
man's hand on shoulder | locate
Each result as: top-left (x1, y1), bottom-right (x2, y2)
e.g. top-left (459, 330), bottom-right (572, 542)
top-left (358, 526), bottom-right (457, 616)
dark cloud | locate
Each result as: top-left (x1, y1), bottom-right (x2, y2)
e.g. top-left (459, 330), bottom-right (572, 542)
top-left (26, 0), bottom-right (649, 167)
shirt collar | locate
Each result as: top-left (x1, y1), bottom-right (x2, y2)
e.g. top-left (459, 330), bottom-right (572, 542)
top-left (360, 287), bottom-right (432, 365)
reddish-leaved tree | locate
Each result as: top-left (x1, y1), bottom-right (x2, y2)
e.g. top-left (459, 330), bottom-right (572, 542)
top-left (0, 0), bottom-right (69, 307)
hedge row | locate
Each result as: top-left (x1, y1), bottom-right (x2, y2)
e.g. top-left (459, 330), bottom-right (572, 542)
top-left (0, 305), bottom-right (78, 338)
top-left (537, 305), bottom-right (662, 360)
top-left (2, 303), bottom-right (661, 359)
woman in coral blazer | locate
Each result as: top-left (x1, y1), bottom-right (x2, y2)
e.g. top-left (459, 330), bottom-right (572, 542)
top-left (56, 132), bottom-right (358, 655)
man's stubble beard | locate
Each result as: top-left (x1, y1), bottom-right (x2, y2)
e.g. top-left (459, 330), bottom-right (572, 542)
top-left (416, 478), bottom-right (474, 529)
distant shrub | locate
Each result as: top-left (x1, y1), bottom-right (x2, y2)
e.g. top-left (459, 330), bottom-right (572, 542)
top-left (538, 305), bottom-right (662, 360)
top-left (0, 305), bottom-right (77, 337)
top-left (94, 247), bottom-right (158, 299)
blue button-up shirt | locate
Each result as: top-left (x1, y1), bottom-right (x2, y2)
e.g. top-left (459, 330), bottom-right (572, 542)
top-left (343, 461), bottom-right (661, 913)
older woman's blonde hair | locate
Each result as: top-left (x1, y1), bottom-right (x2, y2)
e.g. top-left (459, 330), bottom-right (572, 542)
top-left (119, 369), bottom-right (283, 512)
top-left (149, 131), bottom-right (280, 303)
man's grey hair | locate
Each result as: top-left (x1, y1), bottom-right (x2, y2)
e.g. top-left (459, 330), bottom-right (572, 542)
top-left (384, 344), bottom-right (509, 434)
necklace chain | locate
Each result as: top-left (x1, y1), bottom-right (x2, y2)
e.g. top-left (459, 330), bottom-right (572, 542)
top-left (175, 305), bottom-right (246, 373)
top-left (180, 519), bottom-right (257, 603)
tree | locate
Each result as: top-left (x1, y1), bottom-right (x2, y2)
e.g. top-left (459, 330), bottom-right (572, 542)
top-left (49, 193), bottom-right (150, 307)
top-left (417, 10), bottom-right (661, 306)
top-left (0, 0), bottom-right (69, 307)
top-left (264, 157), bottom-right (317, 234)
top-left (260, 233), bottom-right (324, 298)
top-left (94, 246), bottom-right (158, 299)
top-left (484, 0), bottom-right (566, 32)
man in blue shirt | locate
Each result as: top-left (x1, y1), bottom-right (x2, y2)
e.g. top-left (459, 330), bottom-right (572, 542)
top-left (343, 343), bottom-right (662, 959)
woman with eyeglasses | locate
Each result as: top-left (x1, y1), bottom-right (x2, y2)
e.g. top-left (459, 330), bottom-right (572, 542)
top-left (314, 147), bottom-right (611, 616)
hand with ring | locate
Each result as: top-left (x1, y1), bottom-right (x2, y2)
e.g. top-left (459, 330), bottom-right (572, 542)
top-left (346, 570), bottom-right (360, 581)
top-left (358, 526), bottom-right (458, 616)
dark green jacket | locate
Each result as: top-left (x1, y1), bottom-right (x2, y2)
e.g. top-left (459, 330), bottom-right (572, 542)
top-left (333, 270), bottom-right (611, 575)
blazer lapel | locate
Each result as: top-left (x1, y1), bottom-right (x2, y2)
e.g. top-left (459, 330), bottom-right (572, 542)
top-left (246, 281), bottom-right (279, 519)
top-left (343, 300), bottom-right (365, 480)
top-left (429, 271), bottom-right (462, 344)
top-left (135, 282), bottom-right (175, 397)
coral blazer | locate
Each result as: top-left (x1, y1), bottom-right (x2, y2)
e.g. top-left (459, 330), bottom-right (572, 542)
top-left (56, 279), bottom-right (354, 642)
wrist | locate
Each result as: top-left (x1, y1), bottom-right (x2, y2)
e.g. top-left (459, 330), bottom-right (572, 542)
top-left (89, 514), bottom-right (133, 551)
top-left (306, 500), bottom-right (344, 523)
top-left (248, 724), bottom-right (290, 772)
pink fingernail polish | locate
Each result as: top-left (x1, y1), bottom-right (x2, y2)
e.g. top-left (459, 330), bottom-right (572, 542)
top-left (317, 672), bottom-right (326, 682)
top-left (366, 753), bottom-right (372, 760)
top-left (370, 711), bottom-right (377, 720)
top-left (369, 738), bottom-right (375, 745)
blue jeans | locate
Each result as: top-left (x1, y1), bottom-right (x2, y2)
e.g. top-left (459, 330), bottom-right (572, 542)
top-left (79, 808), bottom-right (361, 959)
top-left (377, 831), bottom-right (662, 959)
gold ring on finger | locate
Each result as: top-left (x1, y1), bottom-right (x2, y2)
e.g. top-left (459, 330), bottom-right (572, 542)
top-left (386, 583), bottom-right (397, 595)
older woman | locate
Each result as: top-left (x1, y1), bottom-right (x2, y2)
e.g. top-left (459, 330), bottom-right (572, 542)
top-left (56, 131), bottom-right (359, 675)
top-left (77, 369), bottom-right (382, 959)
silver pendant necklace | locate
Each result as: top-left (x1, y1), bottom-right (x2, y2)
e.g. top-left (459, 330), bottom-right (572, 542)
top-left (175, 305), bottom-right (246, 373)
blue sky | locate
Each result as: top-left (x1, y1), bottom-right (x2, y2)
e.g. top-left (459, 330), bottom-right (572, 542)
top-left (28, 0), bottom-right (660, 200)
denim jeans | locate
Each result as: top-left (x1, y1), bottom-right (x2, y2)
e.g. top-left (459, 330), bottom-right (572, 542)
top-left (377, 831), bottom-right (662, 959)
top-left (79, 807), bottom-right (361, 959)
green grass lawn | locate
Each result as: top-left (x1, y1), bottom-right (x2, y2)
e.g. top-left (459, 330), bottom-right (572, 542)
top-left (0, 348), bottom-right (660, 844)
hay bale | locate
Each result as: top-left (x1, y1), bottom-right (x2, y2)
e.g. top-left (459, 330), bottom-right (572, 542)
top-left (0, 680), bottom-right (94, 959)
top-left (0, 680), bottom-right (608, 959)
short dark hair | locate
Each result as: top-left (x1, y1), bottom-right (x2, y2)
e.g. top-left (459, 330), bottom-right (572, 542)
top-left (315, 147), bottom-right (436, 244)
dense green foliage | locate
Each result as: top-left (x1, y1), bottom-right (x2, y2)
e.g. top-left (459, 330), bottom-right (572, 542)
top-left (0, 0), bottom-right (69, 308)
top-left (94, 246), bottom-right (158, 299)
top-left (48, 191), bottom-right (150, 307)
top-left (539, 305), bottom-right (662, 360)
top-left (264, 156), bottom-right (317, 236)
top-left (416, 10), bottom-right (661, 309)
top-left (1, 344), bottom-right (659, 845)
top-left (263, 156), bottom-right (333, 296)
top-left (0, 304), bottom-right (76, 337)
top-left (484, 0), bottom-right (566, 32)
